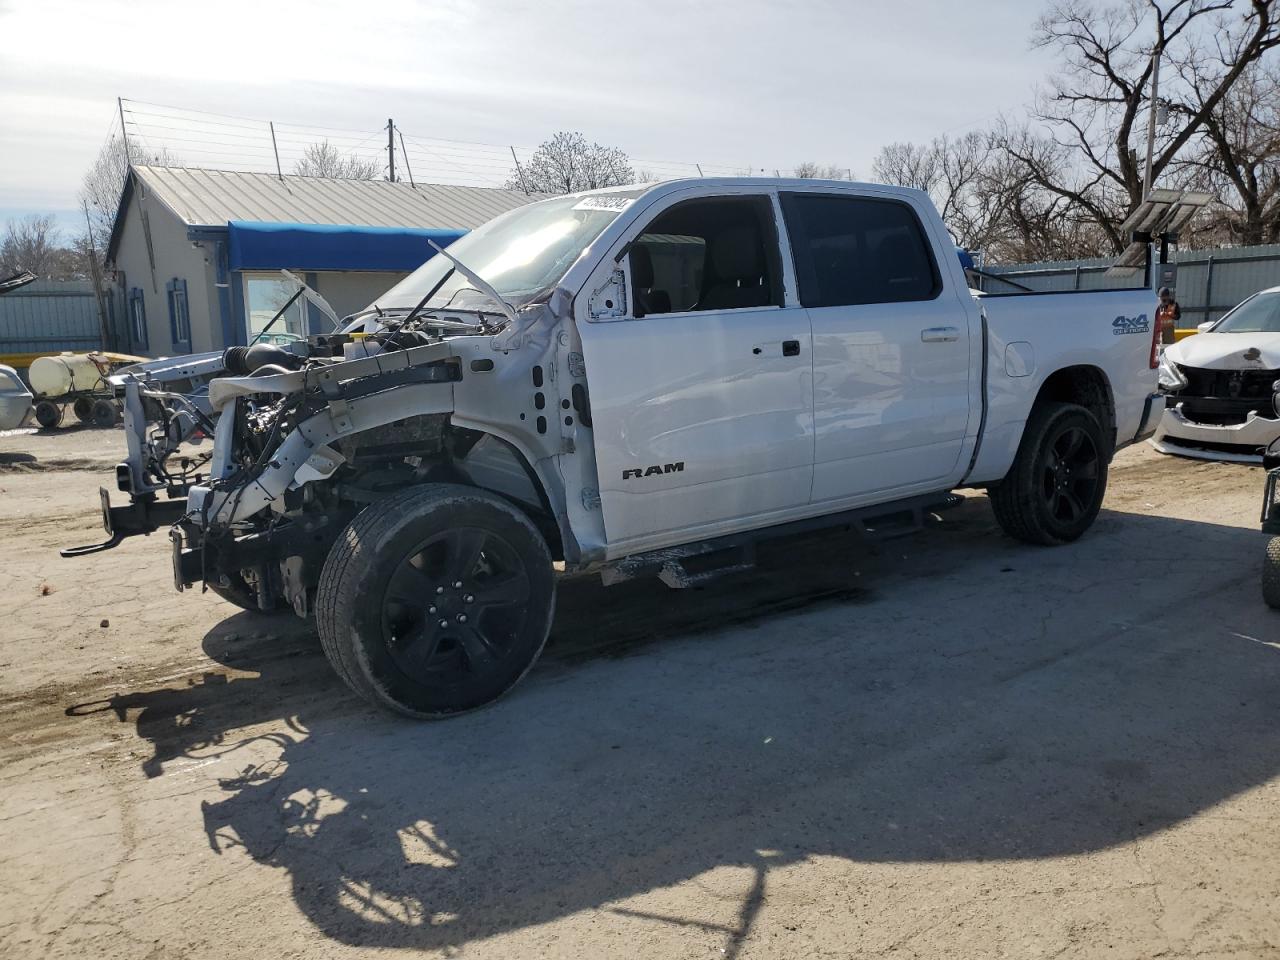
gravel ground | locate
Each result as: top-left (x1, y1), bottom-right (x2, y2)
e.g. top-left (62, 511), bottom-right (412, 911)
top-left (2, 424), bottom-right (1279, 959)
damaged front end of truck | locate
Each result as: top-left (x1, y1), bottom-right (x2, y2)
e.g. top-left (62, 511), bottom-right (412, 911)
top-left (60, 187), bottom-right (644, 716)
top-left (171, 300), bottom-right (579, 617)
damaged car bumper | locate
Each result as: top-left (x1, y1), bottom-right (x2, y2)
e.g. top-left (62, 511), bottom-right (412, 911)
top-left (1150, 402), bottom-right (1280, 463)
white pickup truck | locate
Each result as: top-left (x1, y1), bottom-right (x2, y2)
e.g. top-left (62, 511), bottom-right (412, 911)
top-left (73, 178), bottom-right (1163, 717)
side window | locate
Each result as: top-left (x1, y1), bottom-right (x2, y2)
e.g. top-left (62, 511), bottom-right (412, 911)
top-left (780, 193), bottom-right (940, 307)
top-left (629, 196), bottom-right (781, 316)
top-left (128, 287), bottom-right (149, 350)
top-left (166, 278), bottom-right (191, 350)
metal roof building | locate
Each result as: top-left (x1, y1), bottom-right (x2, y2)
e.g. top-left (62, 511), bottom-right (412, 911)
top-left (104, 165), bottom-right (535, 357)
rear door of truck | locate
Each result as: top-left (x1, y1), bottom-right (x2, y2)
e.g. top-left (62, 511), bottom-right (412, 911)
top-left (779, 189), bottom-right (977, 504)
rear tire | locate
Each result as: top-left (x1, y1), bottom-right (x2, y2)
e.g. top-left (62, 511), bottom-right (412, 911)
top-left (34, 400), bottom-right (63, 430)
top-left (316, 484), bottom-right (556, 718)
top-left (1263, 538), bottom-right (1280, 610)
top-left (73, 397), bottom-right (94, 423)
top-left (990, 402), bottom-right (1108, 545)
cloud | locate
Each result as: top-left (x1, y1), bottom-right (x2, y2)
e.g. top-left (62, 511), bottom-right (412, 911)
top-left (0, 0), bottom-right (1046, 212)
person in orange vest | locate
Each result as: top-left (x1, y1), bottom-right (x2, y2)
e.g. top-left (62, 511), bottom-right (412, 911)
top-left (1156, 286), bottom-right (1181, 344)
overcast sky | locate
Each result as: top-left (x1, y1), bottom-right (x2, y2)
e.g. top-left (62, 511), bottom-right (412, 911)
top-left (0, 0), bottom-right (1053, 236)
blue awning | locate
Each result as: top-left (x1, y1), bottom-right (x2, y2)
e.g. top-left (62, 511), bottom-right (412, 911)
top-left (227, 221), bottom-right (467, 272)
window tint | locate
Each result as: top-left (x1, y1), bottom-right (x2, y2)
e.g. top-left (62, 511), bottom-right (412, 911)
top-left (781, 193), bottom-right (939, 307)
top-left (630, 196), bottom-right (781, 316)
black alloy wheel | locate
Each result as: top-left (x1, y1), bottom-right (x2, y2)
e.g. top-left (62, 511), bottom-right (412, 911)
top-left (382, 526), bottom-right (533, 684)
top-left (1040, 423), bottom-right (1101, 527)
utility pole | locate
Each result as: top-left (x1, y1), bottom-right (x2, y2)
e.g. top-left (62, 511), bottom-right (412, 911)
top-left (117, 97), bottom-right (131, 166)
top-left (387, 118), bottom-right (396, 183)
top-left (1142, 46), bottom-right (1162, 201)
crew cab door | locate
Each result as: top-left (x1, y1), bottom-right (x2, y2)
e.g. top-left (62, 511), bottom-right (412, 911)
top-left (576, 190), bottom-right (814, 553)
top-left (779, 190), bottom-right (973, 503)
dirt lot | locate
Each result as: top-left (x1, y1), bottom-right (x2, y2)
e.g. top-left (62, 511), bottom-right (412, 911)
top-left (2, 424), bottom-right (1279, 959)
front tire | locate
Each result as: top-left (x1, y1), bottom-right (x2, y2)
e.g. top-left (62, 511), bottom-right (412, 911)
top-left (316, 484), bottom-right (556, 718)
top-left (208, 570), bottom-right (281, 614)
top-left (990, 402), bottom-right (1108, 545)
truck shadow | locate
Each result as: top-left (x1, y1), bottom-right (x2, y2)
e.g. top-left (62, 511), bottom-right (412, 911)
top-left (75, 498), bottom-right (1280, 953)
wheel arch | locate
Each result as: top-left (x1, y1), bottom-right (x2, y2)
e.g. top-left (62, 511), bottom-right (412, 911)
top-left (448, 423), bottom-right (570, 562)
top-left (1032, 365), bottom-right (1116, 455)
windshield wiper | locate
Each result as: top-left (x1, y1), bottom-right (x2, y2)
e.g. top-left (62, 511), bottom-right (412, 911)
top-left (426, 239), bottom-right (518, 327)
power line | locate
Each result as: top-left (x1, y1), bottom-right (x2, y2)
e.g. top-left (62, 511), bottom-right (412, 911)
top-left (114, 97), bottom-right (780, 190)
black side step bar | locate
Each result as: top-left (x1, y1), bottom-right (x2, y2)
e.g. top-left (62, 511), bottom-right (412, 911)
top-left (601, 491), bottom-right (965, 589)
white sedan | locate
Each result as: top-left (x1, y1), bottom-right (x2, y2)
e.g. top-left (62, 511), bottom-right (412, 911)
top-left (1153, 285), bottom-right (1280, 463)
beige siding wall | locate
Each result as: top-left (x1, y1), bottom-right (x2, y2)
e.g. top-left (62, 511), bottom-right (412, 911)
top-left (310, 271), bottom-right (408, 321)
top-left (111, 188), bottom-right (223, 357)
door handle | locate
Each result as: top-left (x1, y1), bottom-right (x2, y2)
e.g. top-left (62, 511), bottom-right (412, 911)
top-left (920, 326), bottom-right (960, 343)
top-left (782, 339), bottom-right (801, 356)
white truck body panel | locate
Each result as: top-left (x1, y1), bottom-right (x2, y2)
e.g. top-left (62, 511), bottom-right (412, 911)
top-left (144, 177), bottom-right (1160, 568)
top-left (967, 287), bottom-right (1161, 483)
top-left (568, 179), bottom-right (1158, 558)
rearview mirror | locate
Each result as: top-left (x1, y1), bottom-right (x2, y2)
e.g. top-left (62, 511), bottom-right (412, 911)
top-left (1197, 321), bottom-right (1215, 333)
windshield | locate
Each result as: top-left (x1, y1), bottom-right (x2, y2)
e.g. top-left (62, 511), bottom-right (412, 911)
top-left (375, 192), bottom-right (642, 313)
top-left (1214, 290), bottom-right (1280, 334)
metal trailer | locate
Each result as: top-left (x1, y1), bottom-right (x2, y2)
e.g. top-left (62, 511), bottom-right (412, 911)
top-left (29, 352), bottom-right (144, 430)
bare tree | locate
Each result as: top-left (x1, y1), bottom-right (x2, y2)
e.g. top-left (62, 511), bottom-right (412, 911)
top-left (507, 132), bottom-right (634, 194)
top-left (998, 0), bottom-right (1280, 253)
top-left (871, 142), bottom-right (940, 192)
top-left (1175, 57), bottom-right (1280, 244)
top-left (872, 132), bottom-right (1030, 253)
top-left (0, 215), bottom-right (62, 278)
top-left (793, 162), bottom-right (854, 179)
top-left (78, 134), bottom-right (176, 254)
top-left (293, 140), bottom-right (381, 180)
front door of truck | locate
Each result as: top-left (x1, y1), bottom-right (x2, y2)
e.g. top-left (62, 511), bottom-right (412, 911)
top-left (577, 191), bottom-right (815, 553)
top-left (779, 190), bottom-right (972, 503)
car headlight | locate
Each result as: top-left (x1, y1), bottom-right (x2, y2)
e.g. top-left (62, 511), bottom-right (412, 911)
top-left (1158, 353), bottom-right (1188, 392)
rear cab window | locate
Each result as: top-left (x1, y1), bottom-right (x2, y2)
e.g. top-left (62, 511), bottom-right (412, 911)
top-left (780, 192), bottom-right (941, 308)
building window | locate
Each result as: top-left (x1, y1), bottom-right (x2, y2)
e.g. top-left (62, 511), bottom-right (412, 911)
top-left (244, 273), bottom-right (307, 343)
top-left (166, 278), bottom-right (191, 351)
top-left (128, 287), bottom-right (148, 350)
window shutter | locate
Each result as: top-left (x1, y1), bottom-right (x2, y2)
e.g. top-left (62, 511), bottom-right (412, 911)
top-left (166, 278), bottom-right (178, 345)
